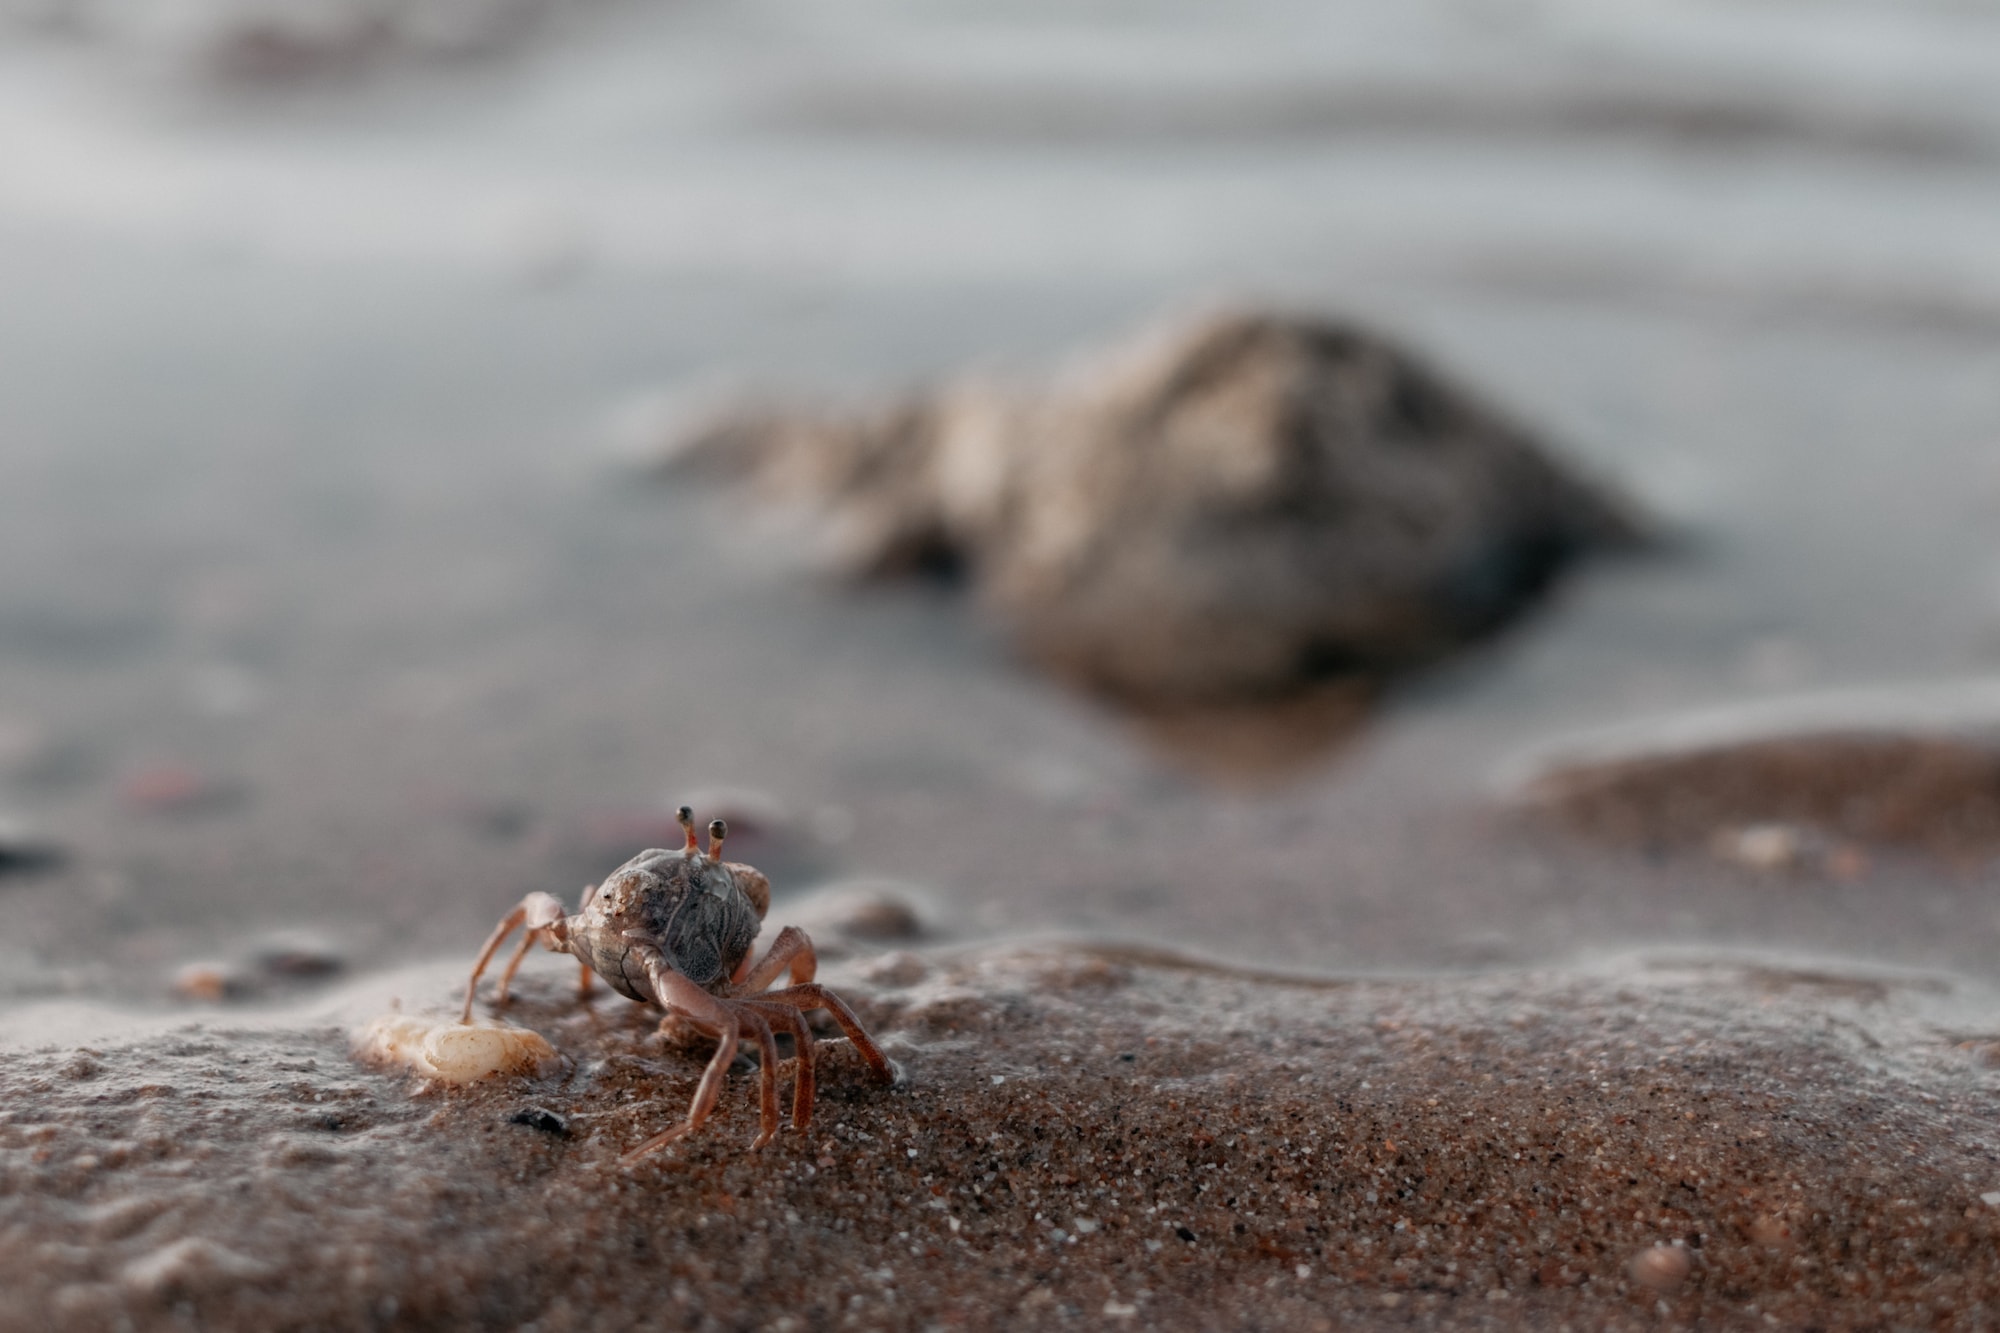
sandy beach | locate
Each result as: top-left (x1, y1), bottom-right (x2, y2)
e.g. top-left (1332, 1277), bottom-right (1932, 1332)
top-left (4, 0), bottom-right (2000, 1327)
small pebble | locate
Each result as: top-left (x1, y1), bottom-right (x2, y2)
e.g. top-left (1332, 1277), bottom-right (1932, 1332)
top-left (1712, 823), bottom-right (1807, 872)
top-left (507, 1107), bottom-right (569, 1137)
top-left (1627, 1243), bottom-right (1691, 1292)
top-left (173, 964), bottom-right (244, 1003)
top-left (252, 944), bottom-right (343, 982)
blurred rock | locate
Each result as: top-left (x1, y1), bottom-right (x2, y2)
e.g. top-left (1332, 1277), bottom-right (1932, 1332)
top-left (251, 938), bottom-right (344, 981)
top-left (671, 309), bottom-right (1637, 706)
top-left (0, 817), bottom-right (66, 877)
top-left (782, 880), bottom-right (928, 945)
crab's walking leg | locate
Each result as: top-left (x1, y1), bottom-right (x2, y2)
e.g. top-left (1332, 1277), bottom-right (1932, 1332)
top-left (730, 925), bottom-right (818, 994)
top-left (460, 892), bottom-right (569, 1023)
top-left (493, 928), bottom-right (543, 1005)
top-left (729, 1003), bottom-right (783, 1149)
top-left (575, 884), bottom-right (600, 1001)
top-left (757, 983), bottom-right (894, 1083)
top-left (620, 958), bottom-right (742, 1164)
top-left (745, 998), bottom-right (818, 1131)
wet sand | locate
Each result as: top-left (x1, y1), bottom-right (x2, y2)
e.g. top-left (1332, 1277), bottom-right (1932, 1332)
top-left (6, 940), bottom-right (2000, 1331)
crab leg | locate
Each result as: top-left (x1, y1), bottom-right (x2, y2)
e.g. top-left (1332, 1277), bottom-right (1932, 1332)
top-left (460, 892), bottom-right (569, 1023)
top-left (621, 959), bottom-right (743, 1164)
top-left (575, 884), bottom-right (600, 1000)
top-left (744, 998), bottom-right (819, 1131)
top-left (493, 928), bottom-right (543, 1005)
top-left (755, 983), bottom-right (894, 1083)
top-left (730, 925), bottom-right (818, 994)
top-left (730, 1003), bottom-right (783, 1149)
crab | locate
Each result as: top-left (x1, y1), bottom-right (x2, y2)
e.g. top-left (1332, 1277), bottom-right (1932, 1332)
top-left (460, 807), bottom-right (894, 1162)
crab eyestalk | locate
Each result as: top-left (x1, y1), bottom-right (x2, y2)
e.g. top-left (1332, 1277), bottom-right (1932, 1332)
top-left (676, 805), bottom-right (698, 853)
top-left (706, 818), bottom-right (727, 861)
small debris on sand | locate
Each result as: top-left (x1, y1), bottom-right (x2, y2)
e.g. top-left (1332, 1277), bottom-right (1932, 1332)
top-left (668, 309), bottom-right (1637, 709)
top-left (353, 1013), bottom-right (559, 1083)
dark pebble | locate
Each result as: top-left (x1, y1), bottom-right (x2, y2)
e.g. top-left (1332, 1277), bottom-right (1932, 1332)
top-left (0, 838), bottom-right (64, 877)
top-left (255, 948), bottom-right (344, 981)
top-left (508, 1107), bottom-right (569, 1136)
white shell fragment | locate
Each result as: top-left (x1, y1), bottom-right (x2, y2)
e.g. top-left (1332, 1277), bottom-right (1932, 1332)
top-left (352, 1014), bottom-right (559, 1083)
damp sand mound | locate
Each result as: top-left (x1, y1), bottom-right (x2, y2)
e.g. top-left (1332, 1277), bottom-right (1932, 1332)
top-left (3, 943), bottom-right (1999, 1329)
top-left (1513, 684), bottom-right (2000, 869)
top-left (671, 311), bottom-right (1639, 709)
